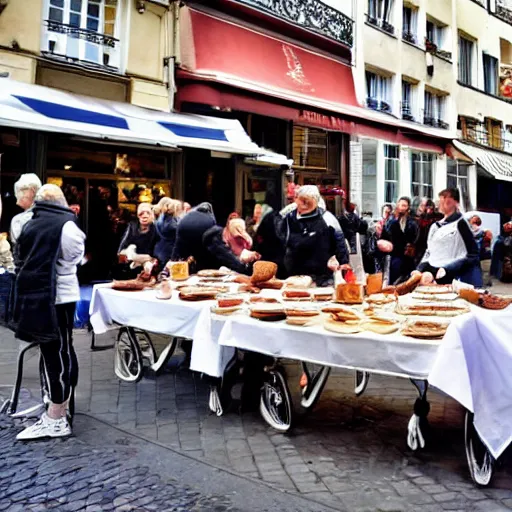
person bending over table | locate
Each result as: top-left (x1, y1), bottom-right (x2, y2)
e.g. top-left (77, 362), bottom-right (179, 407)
top-left (416, 188), bottom-right (481, 286)
top-left (281, 185), bottom-right (349, 286)
top-left (116, 202), bottom-right (157, 279)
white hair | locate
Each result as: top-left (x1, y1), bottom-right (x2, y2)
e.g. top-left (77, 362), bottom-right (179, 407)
top-left (35, 184), bottom-right (68, 207)
top-left (296, 185), bottom-right (321, 203)
top-left (14, 173), bottom-right (42, 201)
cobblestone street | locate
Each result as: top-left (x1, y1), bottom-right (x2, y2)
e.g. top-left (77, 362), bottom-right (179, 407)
top-left (1, 312), bottom-right (512, 511)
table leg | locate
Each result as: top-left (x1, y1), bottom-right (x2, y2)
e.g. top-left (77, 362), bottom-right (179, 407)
top-left (407, 379), bottom-right (430, 450)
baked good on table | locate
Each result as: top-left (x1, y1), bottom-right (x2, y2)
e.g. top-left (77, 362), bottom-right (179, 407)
top-left (112, 280), bottom-right (146, 291)
top-left (178, 286), bottom-right (222, 301)
top-left (197, 269), bottom-right (231, 278)
top-left (249, 303), bottom-right (286, 321)
top-left (402, 320), bottom-right (448, 339)
top-left (394, 274), bottom-right (422, 296)
top-left (285, 306), bottom-right (320, 326)
top-left (255, 279), bottom-right (284, 290)
top-left (310, 287), bottom-right (334, 301)
top-left (249, 295), bottom-right (280, 304)
top-left (211, 295), bottom-right (244, 314)
top-left (366, 293), bottom-right (397, 305)
top-left (324, 316), bottom-right (363, 334)
top-left (415, 285), bottom-right (453, 294)
top-left (250, 261), bottom-right (278, 284)
top-left (321, 304), bottom-right (361, 318)
top-left (412, 292), bottom-right (458, 302)
top-left (335, 283), bottom-right (364, 304)
top-left (363, 314), bottom-right (399, 335)
top-left (366, 273), bottom-right (383, 296)
top-left (458, 288), bottom-right (481, 305)
top-left (478, 293), bottom-right (512, 310)
top-left (395, 301), bottom-right (470, 317)
top-left (282, 289), bottom-right (311, 301)
top-left (283, 275), bottom-right (313, 289)
top-left (167, 261), bottom-right (189, 281)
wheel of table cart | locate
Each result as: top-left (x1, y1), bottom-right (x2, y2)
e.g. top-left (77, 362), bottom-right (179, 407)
top-left (465, 411), bottom-right (494, 486)
top-left (300, 363), bottom-right (331, 411)
top-left (114, 327), bottom-right (144, 382)
top-left (259, 367), bottom-right (293, 432)
top-left (354, 371), bottom-right (371, 396)
top-left (133, 330), bottom-right (157, 367)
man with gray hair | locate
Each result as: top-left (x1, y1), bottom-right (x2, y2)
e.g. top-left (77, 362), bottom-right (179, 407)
top-left (11, 184), bottom-right (85, 440)
top-left (10, 173), bottom-right (42, 245)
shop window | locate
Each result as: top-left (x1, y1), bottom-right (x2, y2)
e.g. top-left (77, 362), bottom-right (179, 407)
top-left (411, 152), bottom-right (434, 202)
top-left (447, 160), bottom-right (471, 211)
top-left (459, 34), bottom-right (475, 86)
top-left (424, 90), bottom-right (448, 129)
top-left (366, 70), bottom-right (392, 113)
top-left (43, 0), bottom-right (121, 69)
top-left (292, 126), bottom-right (328, 170)
top-left (401, 80), bottom-right (416, 121)
top-left (368, 0), bottom-right (395, 34)
top-left (384, 144), bottom-right (400, 204)
top-left (483, 54), bottom-right (499, 95)
top-left (402, 5), bottom-right (418, 44)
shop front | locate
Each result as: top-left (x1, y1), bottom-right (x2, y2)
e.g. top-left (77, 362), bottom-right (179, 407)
top-left (176, 6), bottom-right (452, 218)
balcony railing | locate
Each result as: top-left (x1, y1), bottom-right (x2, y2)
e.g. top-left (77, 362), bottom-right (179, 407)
top-left (42, 20), bottom-right (120, 69)
top-left (424, 116), bottom-right (449, 129)
top-left (425, 39), bottom-right (452, 61)
top-left (401, 102), bottom-right (415, 121)
top-left (461, 122), bottom-right (512, 154)
top-left (402, 30), bottom-right (417, 44)
top-left (367, 97), bottom-right (392, 113)
top-left (496, 0), bottom-right (512, 24)
top-left (235, 0), bottom-right (354, 47)
top-left (366, 15), bottom-right (395, 35)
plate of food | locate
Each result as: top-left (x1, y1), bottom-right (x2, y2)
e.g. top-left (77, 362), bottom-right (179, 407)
top-left (179, 286), bottom-right (222, 301)
top-left (310, 287), bottom-right (334, 302)
top-left (282, 289), bottom-right (312, 301)
top-left (285, 306), bottom-right (321, 326)
top-left (401, 320), bottom-right (449, 339)
top-left (366, 293), bottom-right (397, 305)
top-left (197, 269), bottom-right (232, 278)
top-left (249, 303), bottom-right (286, 322)
top-left (395, 301), bottom-right (470, 317)
top-left (414, 285), bottom-right (453, 295)
top-left (363, 313), bottom-right (400, 335)
top-left (411, 292), bottom-right (458, 301)
top-left (323, 307), bottom-right (363, 334)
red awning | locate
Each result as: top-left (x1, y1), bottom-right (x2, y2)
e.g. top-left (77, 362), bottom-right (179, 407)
top-left (180, 7), bottom-right (358, 110)
top-left (179, 7), bottom-right (452, 149)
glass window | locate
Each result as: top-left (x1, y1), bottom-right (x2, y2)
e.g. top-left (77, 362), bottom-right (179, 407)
top-left (366, 71), bottom-right (392, 113)
top-left (402, 5), bottom-right (417, 44)
top-left (401, 80), bottom-right (414, 120)
top-left (384, 144), bottom-right (400, 204)
top-left (459, 35), bottom-right (474, 85)
top-left (411, 152), bottom-right (434, 203)
top-left (483, 54), bottom-right (499, 95)
top-left (447, 160), bottom-right (471, 211)
top-left (292, 126), bottom-right (328, 170)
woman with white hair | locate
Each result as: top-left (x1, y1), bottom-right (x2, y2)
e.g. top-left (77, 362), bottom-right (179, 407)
top-left (11, 184), bottom-right (86, 440)
top-left (10, 173), bottom-right (42, 245)
top-left (282, 185), bottom-right (350, 286)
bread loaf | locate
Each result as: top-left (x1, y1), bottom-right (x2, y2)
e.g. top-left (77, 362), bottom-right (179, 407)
top-left (366, 273), bottom-right (383, 296)
top-left (250, 261), bottom-right (278, 284)
top-left (336, 283), bottom-right (363, 304)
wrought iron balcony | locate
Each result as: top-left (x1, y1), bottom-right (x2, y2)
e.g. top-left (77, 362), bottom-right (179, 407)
top-left (366, 15), bottom-right (395, 35)
top-left (401, 102), bottom-right (415, 121)
top-left (402, 30), bottom-right (417, 45)
top-left (46, 20), bottom-right (118, 48)
top-left (367, 97), bottom-right (392, 113)
top-left (234, 0), bottom-right (354, 47)
top-left (496, 0), bottom-right (512, 25)
top-left (460, 120), bottom-right (512, 153)
top-left (424, 116), bottom-right (449, 129)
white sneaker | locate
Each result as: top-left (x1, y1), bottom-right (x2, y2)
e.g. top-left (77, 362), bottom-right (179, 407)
top-left (16, 412), bottom-right (72, 441)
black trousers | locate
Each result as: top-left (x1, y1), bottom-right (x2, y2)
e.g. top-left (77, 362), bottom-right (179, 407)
top-left (39, 303), bottom-right (79, 405)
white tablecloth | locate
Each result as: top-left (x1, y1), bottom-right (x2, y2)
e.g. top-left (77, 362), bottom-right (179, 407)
top-left (89, 285), bottom-right (234, 377)
top-left (429, 306), bottom-right (512, 459)
top-left (218, 314), bottom-right (440, 379)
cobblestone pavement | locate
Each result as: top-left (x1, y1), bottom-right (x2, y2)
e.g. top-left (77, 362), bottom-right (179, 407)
top-left (2, 301), bottom-right (512, 512)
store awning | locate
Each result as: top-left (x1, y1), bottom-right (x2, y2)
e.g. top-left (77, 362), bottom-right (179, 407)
top-left (179, 7), bottom-right (454, 143)
top-left (453, 140), bottom-right (512, 182)
top-left (0, 78), bottom-right (289, 159)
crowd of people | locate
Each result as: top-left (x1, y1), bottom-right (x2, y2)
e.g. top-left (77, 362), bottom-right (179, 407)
top-left (5, 171), bottom-right (512, 441)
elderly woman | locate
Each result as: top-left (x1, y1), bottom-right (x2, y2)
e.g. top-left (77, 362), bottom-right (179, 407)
top-left (281, 185), bottom-right (349, 286)
top-left (153, 198), bottom-right (182, 267)
top-left (11, 184), bottom-right (85, 440)
top-left (10, 173), bottom-right (42, 245)
top-left (223, 217), bottom-right (253, 257)
top-left (117, 203), bottom-right (157, 277)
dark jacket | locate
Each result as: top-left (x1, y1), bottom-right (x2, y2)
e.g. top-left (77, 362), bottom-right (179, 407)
top-left (154, 214), bottom-right (178, 265)
top-left (10, 202), bottom-right (76, 343)
top-left (382, 215), bottom-right (418, 257)
top-left (172, 207), bottom-right (216, 270)
top-left (253, 209), bottom-right (285, 271)
top-left (415, 212), bottom-right (443, 263)
top-left (338, 212), bottom-right (368, 253)
top-left (282, 208), bottom-right (348, 284)
top-left (202, 226), bottom-right (251, 275)
top-left (118, 222), bottom-right (157, 256)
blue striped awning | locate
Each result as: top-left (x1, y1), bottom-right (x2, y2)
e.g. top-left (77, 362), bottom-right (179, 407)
top-left (0, 79), bottom-right (289, 160)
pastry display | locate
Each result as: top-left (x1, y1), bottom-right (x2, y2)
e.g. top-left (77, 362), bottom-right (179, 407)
top-left (249, 304), bottom-right (286, 322)
top-left (401, 320), bottom-right (449, 339)
top-left (335, 283), bottom-right (364, 304)
top-left (395, 301), bottom-right (470, 317)
top-left (366, 273), bottom-right (383, 296)
top-left (284, 275), bottom-right (313, 289)
top-left (282, 289), bottom-right (311, 301)
top-left (310, 287), bottom-right (334, 301)
top-left (366, 293), bottom-right (397, 305)
top-left (250, 261), bottom-right (278, 284)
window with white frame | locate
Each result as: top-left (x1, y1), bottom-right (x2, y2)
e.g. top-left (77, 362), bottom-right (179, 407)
top-left (447, 160), bottom-right (471, 211)
top-left (411, 152), bottom-right (434, 201)
top-left (384, 145), bottom-right (400, 204)
top-left (368, 0), bottom-right (395, 34)
top-left (424, 90), bottom-right (448, 129)
top-left (459, 35), bottom-right (475, 86)
top-left (483, 53), bottom-right (499, 95)
top-left (401, 80), bottom-right (415, 120)
top-left (402, 5), bottom-right (418, 44)
top-left (43, 0), bottom-right (121, 69)
top-left (366, 70), bottom-right (392, 113)
top-left (426, 19), bottom-right (444, 48)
